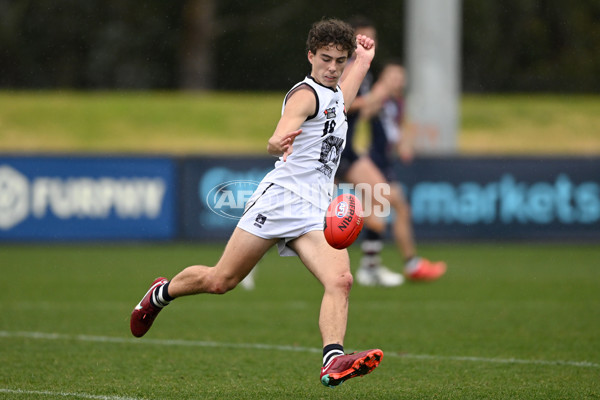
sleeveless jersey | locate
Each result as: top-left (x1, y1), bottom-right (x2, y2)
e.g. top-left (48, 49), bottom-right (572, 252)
top-left (261, 75), bottom-right (347, 210)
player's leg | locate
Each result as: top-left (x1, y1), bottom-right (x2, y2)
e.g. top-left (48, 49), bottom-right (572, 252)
top-left (130, 228), bottom-right (276, 337)
top-left (168, 228), bottom-right (276, 296)
top-left (289, 230), bottom-right (383, 387)
top-left (388, 182), bottom-right (416, 259)
top-left (387, 182), bottom-right (447, 281)
top-left (289, 230), bottom-right (352, 346)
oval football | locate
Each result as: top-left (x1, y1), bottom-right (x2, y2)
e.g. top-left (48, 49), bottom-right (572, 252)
top-left (324, 193), bottom-right (364, 249)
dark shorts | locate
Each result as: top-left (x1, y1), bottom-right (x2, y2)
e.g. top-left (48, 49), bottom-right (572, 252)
top-left (336, 113), bottom-right (397, 182)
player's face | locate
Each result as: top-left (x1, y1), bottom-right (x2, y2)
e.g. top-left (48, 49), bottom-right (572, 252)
top-left (308, 45), bottom-right (349, 88)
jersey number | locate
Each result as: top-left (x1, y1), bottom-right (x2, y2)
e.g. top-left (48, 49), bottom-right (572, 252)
top-left (322, 120), bottom-right (336, 137)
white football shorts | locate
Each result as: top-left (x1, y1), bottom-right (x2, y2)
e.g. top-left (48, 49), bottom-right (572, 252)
top-left (237, 182), bottom-right (326, 256)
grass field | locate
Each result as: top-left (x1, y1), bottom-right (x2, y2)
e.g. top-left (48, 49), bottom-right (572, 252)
top-left (1, 243), bottom-right (599, 399)
top-left (1, 92), bottom-right (599, 155)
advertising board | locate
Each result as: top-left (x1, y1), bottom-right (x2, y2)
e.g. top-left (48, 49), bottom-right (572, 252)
top-left (180, 156), bottom-right (600, 241)
top-left (0, 156), bottom-right (176, 240)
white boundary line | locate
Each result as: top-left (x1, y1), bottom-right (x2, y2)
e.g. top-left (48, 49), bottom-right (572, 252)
top-left (1, 330), bottom-right (598, 369)
top-left (0, 388), bottom-right (145, 400)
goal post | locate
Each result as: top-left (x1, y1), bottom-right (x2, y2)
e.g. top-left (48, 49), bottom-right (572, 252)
top-left (405, 0), bottom-right (462, 154)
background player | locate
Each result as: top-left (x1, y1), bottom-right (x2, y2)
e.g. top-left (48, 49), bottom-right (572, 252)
top-left (336, 16), bottom-right (446, 287)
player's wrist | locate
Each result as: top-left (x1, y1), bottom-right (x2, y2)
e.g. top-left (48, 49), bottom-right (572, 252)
top-left (352, 57), bottom-right (372, 74)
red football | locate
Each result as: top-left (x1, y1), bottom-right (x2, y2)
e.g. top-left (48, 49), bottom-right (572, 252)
top-left (324, 193), bottom-right (364, 249)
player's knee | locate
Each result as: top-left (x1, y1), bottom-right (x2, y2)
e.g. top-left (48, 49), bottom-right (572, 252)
top-left (366, 216), bottom-right (386, 233)
top-left (205, 271), bottom-right (238, 294)
top-left (328, 271), bottom-right (353, 294)
top-left (212, 278), bottom-right (238, 294)
top-left (344, 272), bottom-right (354, 292)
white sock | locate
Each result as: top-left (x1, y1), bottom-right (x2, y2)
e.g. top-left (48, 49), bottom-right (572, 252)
top-left (151, 284), bottom-right (171, 308)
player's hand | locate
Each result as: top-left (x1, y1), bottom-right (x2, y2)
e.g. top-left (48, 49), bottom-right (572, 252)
top-left (279, 129), bottom-right (302, 161)
top-left (355, 34), bottom-right (375, 64)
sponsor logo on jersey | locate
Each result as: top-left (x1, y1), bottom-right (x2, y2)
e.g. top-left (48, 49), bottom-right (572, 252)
top-left (324, 107), bottom-right (336, 119)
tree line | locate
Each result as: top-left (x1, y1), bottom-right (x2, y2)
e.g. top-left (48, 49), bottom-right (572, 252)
top-left (1, 0), bottom-right (598, 92)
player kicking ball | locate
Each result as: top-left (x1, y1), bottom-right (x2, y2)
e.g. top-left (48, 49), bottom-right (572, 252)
top-left (130, 18), bottom-right (383, 387)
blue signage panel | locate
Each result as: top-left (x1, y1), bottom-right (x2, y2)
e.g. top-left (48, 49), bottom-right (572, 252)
top-left (0, 156), bottom-right (176, 240)
top-left (180, 155), bottom-right (600, 242)
top-left (396, 156), bottom-right (600, 240)
top-left (180, 157), bottom-right (274, 240)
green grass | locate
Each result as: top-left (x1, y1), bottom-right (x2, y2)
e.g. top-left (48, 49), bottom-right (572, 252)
top-left (1, 91), bottom-right (600, 155)
top-left (1, 243), bottom-right (599, 399)
top-left (460, 94), bottom-right (600, 155)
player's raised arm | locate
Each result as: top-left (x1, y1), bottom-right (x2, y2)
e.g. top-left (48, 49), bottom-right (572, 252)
top-left (339, 34), bottom-right (375, 108)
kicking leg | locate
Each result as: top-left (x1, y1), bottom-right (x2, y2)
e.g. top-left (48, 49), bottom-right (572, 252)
top-left (168, 228), bottom-right (276, 296)
top-left (290, 230), bottom-right (383, 387)
top-left (289, 230), bottom-right (352, 347)
top-left (130, 228), bottom-right (276, 337)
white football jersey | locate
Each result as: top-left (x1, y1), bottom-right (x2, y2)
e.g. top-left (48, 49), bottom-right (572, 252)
top-left (261, 76), bottom-right (347, 210)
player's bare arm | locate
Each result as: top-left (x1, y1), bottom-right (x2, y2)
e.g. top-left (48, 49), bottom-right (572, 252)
top-left (339, 59), bottom-right (367, 115)
top-left (360, 79), bottom-right (391, 120)
top-left (267, 87), bottom-right (316, 161)
top-left (339, 34), bottom-right (375, 107)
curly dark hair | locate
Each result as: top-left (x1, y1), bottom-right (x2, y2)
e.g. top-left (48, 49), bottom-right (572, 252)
top-left (305, 18), bottom-right (356, 57)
